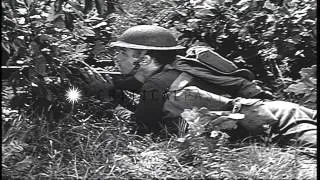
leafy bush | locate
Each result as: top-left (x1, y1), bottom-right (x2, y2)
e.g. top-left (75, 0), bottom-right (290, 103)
top-left (153, 0), bottom-right (317, 85)
top-left (283, 65), bottom-right (317, 109)
top-left (2, 0), bottom-right (119, 174)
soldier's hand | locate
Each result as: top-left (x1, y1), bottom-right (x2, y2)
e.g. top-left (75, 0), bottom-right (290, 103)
top-left (79, 67), bottom-right (115, 101)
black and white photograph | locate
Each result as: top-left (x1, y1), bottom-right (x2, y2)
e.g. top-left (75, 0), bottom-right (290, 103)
top-left (2, 0), bottom-right (317, 179)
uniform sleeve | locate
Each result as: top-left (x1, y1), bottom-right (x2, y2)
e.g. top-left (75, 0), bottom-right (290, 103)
top-left (111, 89), bottom-right (138, 112)
top-left (219, 76), bottom-right (274, 99)
top-left (113, 76), bottom-right (143, 92)
top-left (110, 76), bottom-right (143, 111)
top-left (230, 77), bottom-right (263, 98)
top-left (133, 81), bottom-right (167, 135)
top-left (204, 75), bottom-right (265, 98)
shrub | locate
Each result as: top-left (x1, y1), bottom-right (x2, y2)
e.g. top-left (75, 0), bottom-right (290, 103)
top-left (153, 0), bottom-right (317, 86)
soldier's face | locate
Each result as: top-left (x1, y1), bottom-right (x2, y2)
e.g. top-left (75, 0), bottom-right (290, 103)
top-left (114, 48), bottom-right (139, 74)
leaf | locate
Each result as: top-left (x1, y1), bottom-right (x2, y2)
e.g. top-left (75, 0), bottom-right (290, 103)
top-left (16, 8), bottom-right (28, 15)
top-left (24, 0), bottom-right (34, 7)
top-left (16, 0), bottom-right (26, 5)
top-left (17, 17), bottom-right (26, 25)
top-left (71, 53), bottom-right (88, 60)
top-left (218, 120), bottom-right (238, 130)
top-left (209, 116), bottom-right (238, 130)
top-left (294, 50), bottom-right (304, 56)
top-left (309, 77), bottom-right (317, 85)
top-left (284, 38), bottom-right (299, 45)
top-left (303, 19), bottom-right (315, 24)
top-left (75, 43), bottom-right (88, 53)
top-left (263, 0), bottom-right (277, 11)
top-left (92, 22), bottom-right (108, 29)
top-left (187, 18), bottom-right (201, 23)
top-left (176, 10), bottom-right (188, 17)
top-left (181, 108), bottom-right (200, 122)
top-left (284, 82), bottom-right (308, 95)
top-left (239, 4), bottom-right (250, 12)
top-left (67, 0), bottom-right (84, 12)
top-left (13, 38), bottom-right (25, 49)
top-left (194, 8), bottom-right (214, 18)
top-left (300, 65), bottom-right (317, 79)
top-left (176, 137), bottom-right (186, 143)
top-left (304, 92), bottom-right (317, 103)
top-left (2, 42), bottom-right (11, 54)
top-left (293, 7), bottom-right (308, 17)
top-left (29, 15), bottom-right (41, 19)
top-left (41, 12), bottom-right (50, 18)
top-left (210, 130), bottom-right (220, 138)
top-left (2, 108), bottom-right (17, 115)
top-left (47, 4), bottom-right (62, 22)
top-left (198, 107), bottom-right (210, 114)
top-left (181, 107), bottom-right (214, 135)
top-left (266, 14), bottom-right (276, 23)
top-left (80, 26), bottom-right (96, 37)
top-left (41, 48), bottom-right (51, 52)
top-left (31, 82), bottom-right (38, 87)
top-left (236, 0), bottom-right (249, 6)
top-left (86, 16), bottom-right (104, 22)
top-left (300, 78), bottom-right (316, 89)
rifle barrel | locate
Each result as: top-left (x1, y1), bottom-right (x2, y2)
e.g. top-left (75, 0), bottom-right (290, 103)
top-left (1, 65), bottom-right (29, 69)
top-left (1, 66), bottom-right (122, 78)
top-left (96, 70), bottom-right (122, 75)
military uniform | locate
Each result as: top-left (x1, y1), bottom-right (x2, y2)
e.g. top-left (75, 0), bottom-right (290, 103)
top-left (121, 67), bottom-right (230, 135)
top-left (112, 67), bottom-right (317, 147)
top-left (108, 25), bottom-right (316, 147)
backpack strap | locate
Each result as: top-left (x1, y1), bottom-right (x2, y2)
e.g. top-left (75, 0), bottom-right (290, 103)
top-left (168, 72), bottom-right (193, 92)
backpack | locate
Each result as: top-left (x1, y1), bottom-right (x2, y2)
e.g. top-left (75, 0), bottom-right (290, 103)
top-left (183, 46), bottom-right (255, 81)
top-left (169, 46), bottom-right (266, 98)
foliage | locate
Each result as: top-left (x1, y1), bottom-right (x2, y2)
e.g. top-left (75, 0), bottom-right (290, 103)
top-left (284, 65), bottom-right (317, 108)
top-left (1, 0), bottom-right (317, 179)
top-left (2, 0), bottom-right (119, 126)
top-left (181, 107), bottom-right (239, 136)
top-left (1, 1), bottom-right (119, 177)
top-left (2, 0), bottom-right (117, 65)
top-left (153, 0), bottom-right (317, 84)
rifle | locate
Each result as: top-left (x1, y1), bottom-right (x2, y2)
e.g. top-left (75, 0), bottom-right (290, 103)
top-left (1, 65), bottom-right (122, 80)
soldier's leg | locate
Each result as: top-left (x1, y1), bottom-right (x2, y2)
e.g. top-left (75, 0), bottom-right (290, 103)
top-left (264, 101), bottom-right (317, 147)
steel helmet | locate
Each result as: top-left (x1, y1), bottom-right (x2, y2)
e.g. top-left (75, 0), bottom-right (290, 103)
top-left (110, 25), bottom-right (185, 50)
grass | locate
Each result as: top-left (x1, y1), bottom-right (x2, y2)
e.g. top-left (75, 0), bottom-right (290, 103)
top-left (2, 101), bottom-right (317, 179)
top-left (1, 84), bottom-right (317, 179)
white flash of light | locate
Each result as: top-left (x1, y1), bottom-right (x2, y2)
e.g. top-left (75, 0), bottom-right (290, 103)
top-left (65, 86), bottom-right (81, 104)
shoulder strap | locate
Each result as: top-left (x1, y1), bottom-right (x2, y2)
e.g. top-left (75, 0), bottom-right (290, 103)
top-left (168, 72), bottom-right (193, 91)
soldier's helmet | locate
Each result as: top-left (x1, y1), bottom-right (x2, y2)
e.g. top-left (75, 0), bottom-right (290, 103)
top-left (110, 25), bottom-right (185, 50)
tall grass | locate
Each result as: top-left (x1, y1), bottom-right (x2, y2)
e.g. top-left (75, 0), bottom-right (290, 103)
top-left (2, 101), bottom-right (316, 179)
